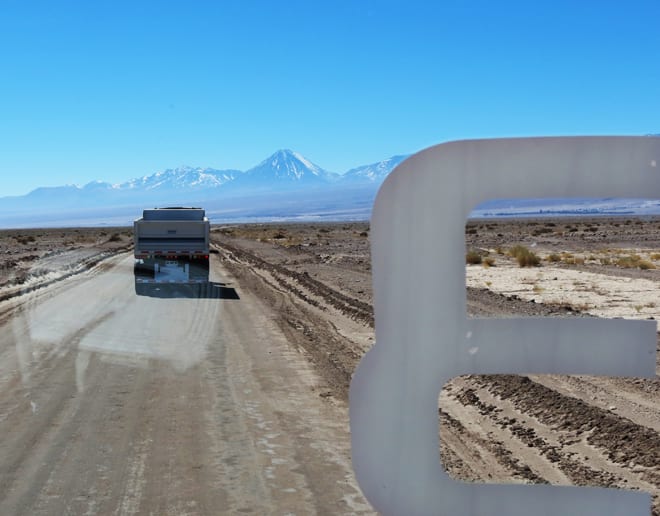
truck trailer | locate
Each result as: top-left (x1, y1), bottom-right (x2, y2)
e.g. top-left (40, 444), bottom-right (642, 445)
top-left (133, 207), bottom-right (210, 294)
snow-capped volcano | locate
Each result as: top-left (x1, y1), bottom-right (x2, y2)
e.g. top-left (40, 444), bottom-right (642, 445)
top-left (229, 150), bottom-right (338, 190)
top-left (254, 149), bottom-right (330, 179)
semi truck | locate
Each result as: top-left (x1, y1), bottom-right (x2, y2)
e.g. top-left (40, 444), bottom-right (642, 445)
top-left (133, 207), bottom-right (210, 294)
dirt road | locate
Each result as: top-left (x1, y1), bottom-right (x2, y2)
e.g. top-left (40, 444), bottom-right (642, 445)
top-left (0, 253), bottom-right (371, 515)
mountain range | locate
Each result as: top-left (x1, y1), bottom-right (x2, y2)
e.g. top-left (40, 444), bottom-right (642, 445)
top-left (0, 150), bottom-right (409, 227)
top-left (2, 147), bottom-right (659, 228)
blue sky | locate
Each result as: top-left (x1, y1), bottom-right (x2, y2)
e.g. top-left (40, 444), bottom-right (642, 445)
top-left (1, 0), bottom-right (659, 197)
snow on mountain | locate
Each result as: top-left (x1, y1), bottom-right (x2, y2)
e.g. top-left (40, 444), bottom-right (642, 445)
top-left (120, 166), bottom-right (239, 191)
top-left (340, 155), bottom-right (408, 184)
top-left (82, 181), bottom-right (116, 192)
top-left (245, 149), bottom-right (335, 181)
top-left (227, 149), bottom-right (339, 191)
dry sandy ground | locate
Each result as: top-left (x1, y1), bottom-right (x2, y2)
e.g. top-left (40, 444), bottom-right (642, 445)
top-left (0, 218), bottom-right (658, 514)
top-left (0, 227), bottom-right (132, 301)
top-left (212, 217), bottom-right (660, 515)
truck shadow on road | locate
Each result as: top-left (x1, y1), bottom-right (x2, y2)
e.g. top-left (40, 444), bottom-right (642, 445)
top-left (134, 281), bottom-right (240, 299)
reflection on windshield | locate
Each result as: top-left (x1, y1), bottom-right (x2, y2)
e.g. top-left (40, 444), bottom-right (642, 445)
top-left (13, 256), bottom-right (225, 383)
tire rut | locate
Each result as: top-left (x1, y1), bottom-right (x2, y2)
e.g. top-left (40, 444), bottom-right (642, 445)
top-left (215, 242), bottom-right (374, 327)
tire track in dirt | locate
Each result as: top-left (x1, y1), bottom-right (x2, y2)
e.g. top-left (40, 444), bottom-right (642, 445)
top-left (531, 374), bottom-right (660, 432)
top-left (215, 242), bottom-right (374, 327)
top-left (456, 374), bottom-right (660, 513)
top-left (215, 242), bottom-right (369, 401)
top-left (478, 375), bottom-right (660, 472)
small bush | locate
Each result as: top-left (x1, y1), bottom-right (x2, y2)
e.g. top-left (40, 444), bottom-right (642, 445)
top-left (508, 245), bottom-right (540, 267)
top-left (108, 233), bottom-right (122, 242)
top-left (638, 260), bottom-right (656, 270)
top-left (15, 235), bottom-right (37, 245)
top-left (546, 253), bottom-right (561, 263)
top-left (466, 250), bottom-right (482, 265)
top-left (483, 257), bottom-right (495, 267)
top-left (650, 253), bottom-right (660, 261)
top-left (616, 255), bottom-right (641, 268)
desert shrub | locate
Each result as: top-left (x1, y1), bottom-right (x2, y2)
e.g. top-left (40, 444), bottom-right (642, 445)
top-left (466, 227), bottom-right (478, 235)
top-left (15, 235), bottom-right (37, 245)
top-left (573, 257), bottom-right (585, 265)
top-left (600, 257), bottom-right (611, 265)
top-left (466, 249), bottom-right (482, 265)
top-left (508, 245), bottom-right (540, 267)
top-left (483, 256), bottom-right (495, 267)
top-left (650, 253), bottom-right (660, 261)
top-left (638, 260), bottom-right (656, 270)
top-left (616, 255), bottom-right (641, 268)
top-left (108, 233), bottom-right (122, 242)
top-left (546, 253), bottom-right (561, 263)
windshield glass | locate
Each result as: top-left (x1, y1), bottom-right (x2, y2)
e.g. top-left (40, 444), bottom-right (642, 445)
top-left (0, 2), bottom-right (658, 515)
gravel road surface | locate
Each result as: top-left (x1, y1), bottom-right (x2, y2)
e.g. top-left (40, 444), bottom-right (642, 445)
top-left (0, 252), bottom-right (371, 515)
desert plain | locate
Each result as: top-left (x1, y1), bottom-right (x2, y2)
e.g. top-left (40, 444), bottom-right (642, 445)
top-left (0, 217), bottom-right (658, 514)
